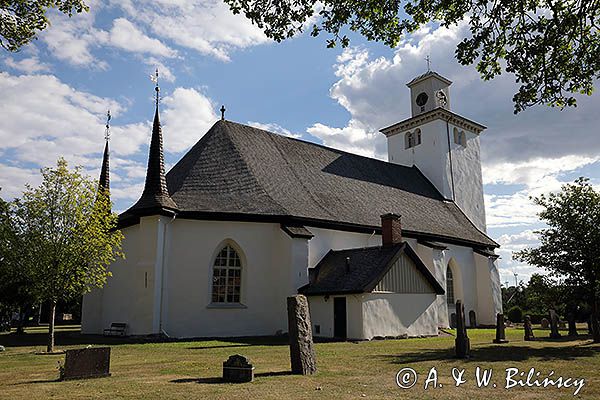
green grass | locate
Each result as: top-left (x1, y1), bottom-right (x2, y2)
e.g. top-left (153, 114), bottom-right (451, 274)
top-left (1, 325), bottom-right (599, 399)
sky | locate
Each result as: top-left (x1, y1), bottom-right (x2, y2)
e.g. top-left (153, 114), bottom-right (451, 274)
top-left (1, 0), bottom-right (599, 287)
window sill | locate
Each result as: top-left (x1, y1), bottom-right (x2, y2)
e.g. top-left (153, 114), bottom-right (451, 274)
top-left (206, 302), bottom-right (247, 309)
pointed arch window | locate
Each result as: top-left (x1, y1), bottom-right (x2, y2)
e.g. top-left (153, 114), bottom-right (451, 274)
top-left (211, 245), bottom-right (242, 303)
top-left (446, 265), bottom-right (455, 305)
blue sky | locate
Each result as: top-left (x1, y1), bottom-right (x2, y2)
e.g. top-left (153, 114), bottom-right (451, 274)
top-left (1, 0), bottom-right (599, 286)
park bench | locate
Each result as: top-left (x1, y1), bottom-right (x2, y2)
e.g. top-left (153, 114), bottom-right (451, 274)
top-left (103, 322), bottom-right (127, 337)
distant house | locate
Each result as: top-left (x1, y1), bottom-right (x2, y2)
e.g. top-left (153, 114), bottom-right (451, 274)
top-left (82, 71), bottom-right (502, 340)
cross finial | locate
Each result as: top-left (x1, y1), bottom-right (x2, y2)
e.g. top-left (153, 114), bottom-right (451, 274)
top-left (104, 110), bottom-right (111, 141)
top-left (425, 55), bottom-right (431, 71)
top-left (220, 105), bottom-right (226, 120)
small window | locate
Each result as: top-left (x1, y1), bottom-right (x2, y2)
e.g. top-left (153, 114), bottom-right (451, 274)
top-left (211, 245), bottom-right (242, 303)
top-left (453, 127), bottom-right (466, 146)
top-left (446, 265), bottom-right (455, 305)
top-left (405, 129), bottom-right (422, 149)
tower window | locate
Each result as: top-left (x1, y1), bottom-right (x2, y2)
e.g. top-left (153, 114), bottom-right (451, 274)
top-left (453, 127), bottom-right (466, 147)
top-left (405, 129), bottom-right (422, 149)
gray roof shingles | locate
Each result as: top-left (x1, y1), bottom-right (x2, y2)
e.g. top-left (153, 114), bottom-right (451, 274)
top-left (123, 119), bottom-right (496, 248)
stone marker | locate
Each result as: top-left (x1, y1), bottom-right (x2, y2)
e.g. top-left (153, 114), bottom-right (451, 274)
top-left (222, 354), bottom-right (254, 383)
top-left (549, 309), bottom-right (561, 339)
top-left (450, 313), bottom-right (457, 329)
top-left (493, 313), bottom-right (509, 343)
top-left (287, 295), bottom-right (317, 375)
top-left (60, 347), bottom-right (111, 380)
top-left (0, 345), bottom-right (5, 352)
top-left (540, 318), bottom-right (550, 329)
top-left (524, 315), bottom-right (535, 341)
top-left (455, 300), bottom-right (470, 358)
top-left (469, 310), bottom-right (477, 328)
top-left (567, 313), bottom-right (578, 337)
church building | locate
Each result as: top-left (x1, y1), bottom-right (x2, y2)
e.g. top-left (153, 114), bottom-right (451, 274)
top-left (82, 70), bottom-right (502, 340)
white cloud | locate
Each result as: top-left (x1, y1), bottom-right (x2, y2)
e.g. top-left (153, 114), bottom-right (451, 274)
top-left (4, 56), bottom-right (51, 73)
top-left (145, 58), bottom-right (176, 82)
top-left (108, 18), bottom-right (177, 58)
top-left (248, 121), bottom-right (301, 138)
top-left (115, 0), bottom-right (270, 61)
top-left (161, 87), bottom-right (219, 153)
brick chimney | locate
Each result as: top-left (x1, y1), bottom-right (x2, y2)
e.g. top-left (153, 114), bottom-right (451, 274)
top-left (381, 213), bottom-right (402, 246)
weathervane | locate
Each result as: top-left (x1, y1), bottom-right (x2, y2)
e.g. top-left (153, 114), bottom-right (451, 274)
top-left (104, 110), bottom-right (111, 141)
top-left (220, 105), bottom-right (226, 120)
top-left (150, 68), bottom-right (160, 107)
top-left (425, 55), bottom-right (431, 71)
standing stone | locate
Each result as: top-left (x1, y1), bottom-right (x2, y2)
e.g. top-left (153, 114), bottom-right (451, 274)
top-left (540, 318), bottom-right (550, 329)
top-left (287, 295), bottom-right (317, 375)
top-left (455, 300), bottom-right (470, 358)
top-left (549, 309), bottom-right (561, 339)
top-left (524, 315), bottom-right (535, 341)
top-left (223, 354), bottom-right (254, 383)
top-left (493, 313), bottom-right (509, 343)
top-left (469, 310), bottom-right (477, 328)
top-left (567, 313), bottom-right (578, 337)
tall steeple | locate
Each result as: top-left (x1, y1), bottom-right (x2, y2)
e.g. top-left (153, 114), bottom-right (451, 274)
top-left (99, 110), bottom-right (111, 193)
top-left (128, 69), bottom-right (178, 214)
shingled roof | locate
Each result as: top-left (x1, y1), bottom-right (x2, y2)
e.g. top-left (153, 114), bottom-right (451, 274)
top-left (121, 119), bottom-right (496, 248)
top-left (299, 243), bottom-right (445, 296)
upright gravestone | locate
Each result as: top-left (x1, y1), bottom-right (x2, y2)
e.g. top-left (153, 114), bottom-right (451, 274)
top-left (287, 295), bottom-right (317, 375)
top-left (60, 347), bottom-right (111, 380)
top-left (455, 300), bottom-right (470, 358)
top-left (524, 315), bottom-right (535, 341)
top-left (567, 313), bottom-right (578, 337)
top-left (540, 318), bottom-right (550, 329)
top-left (222, 354), bottom-right (254, 383)
top-left (469, 310), bottom-right (477, 328)
top-left (493, 313), bottom-right (509, 343)
top-left (549, 309), bottom-right (561, 339)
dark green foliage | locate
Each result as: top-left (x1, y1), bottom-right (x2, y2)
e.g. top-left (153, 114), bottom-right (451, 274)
top-left (224, 0), bottom-right (600, 113)
top-left (507, 305), bottom-right (523, 323)
top-left (1, 1), bottom-right (88, 51)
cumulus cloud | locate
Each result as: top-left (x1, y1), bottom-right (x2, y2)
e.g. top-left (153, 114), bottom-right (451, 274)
top-left (4, 56), bottom-right (51, 73)
top-left (107, 18), bottom-right (177, 58)
top-left (248, 121), bottom-right (302, 139)
top-left (161, 87), bottom-right (219, 153)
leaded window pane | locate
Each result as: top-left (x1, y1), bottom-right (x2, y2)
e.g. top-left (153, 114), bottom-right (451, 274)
top-left (211, 245), bottom-right (242, 304)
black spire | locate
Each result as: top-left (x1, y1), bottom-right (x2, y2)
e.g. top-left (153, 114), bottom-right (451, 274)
top-left (99, 110), bottom-right (111, 193)
top-left (128, 69), bottom-right (178, 214)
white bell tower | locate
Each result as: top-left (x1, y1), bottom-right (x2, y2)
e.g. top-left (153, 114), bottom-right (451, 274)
top-left (380, 71), bottom-right (488, 232)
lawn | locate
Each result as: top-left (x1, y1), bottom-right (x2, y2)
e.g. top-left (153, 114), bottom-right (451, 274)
top-left (0, 325), bottom-right (598, 399)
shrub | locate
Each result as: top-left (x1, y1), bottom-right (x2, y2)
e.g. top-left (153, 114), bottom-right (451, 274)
top-left (507, 306), bottom-right (523, 323)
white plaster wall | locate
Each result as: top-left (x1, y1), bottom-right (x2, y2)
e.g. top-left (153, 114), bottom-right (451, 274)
top-left (409, 77), bottom-right (451, 116)
top-left (307, 296), bottom-right (334, 338)
top-left (163, 219), bottom-right (301, 338)
top-left (81, 287), bottom-right (103, 334)
top-left (475, 253), bottom-right (496, 325)
top-left (361, 293), bottom-right (438, 339)
top-left (443, 244), bottom-right (476, 325)
top-left (307, 227), bottom-right (380, 268)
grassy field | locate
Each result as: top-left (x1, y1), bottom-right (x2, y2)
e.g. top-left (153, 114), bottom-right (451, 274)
top-left (0, 325), bottom-right (598, 399)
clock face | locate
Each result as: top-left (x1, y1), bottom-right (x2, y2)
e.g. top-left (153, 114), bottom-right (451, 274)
top-left (415, 92), bottom-right (428, 107)
top-left (436, 90), bottom-right (447, 107)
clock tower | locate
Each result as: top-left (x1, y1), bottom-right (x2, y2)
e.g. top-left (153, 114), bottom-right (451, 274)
top-left (380, 71), bottom-right (488, 232)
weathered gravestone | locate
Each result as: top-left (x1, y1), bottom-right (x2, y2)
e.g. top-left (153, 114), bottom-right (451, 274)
top-left (60, 347), bottom-right (111, 380)
top-left (287, 295), bottom-right (317, 375)
top-left (455, 300), bottom-right (470, 358)
top-left (222, 354), bottom-right (254, 383)
top-left (540, 318), bottom-right (550, 329)
top-left (567, 313), bottom-right (578, 337)
top-left (469, 310), bottom-right (477, 328)
top-left (493, 313), bottom-right (509, 344)
top-left (549, 309), bottom-right (561, 339)
top-left (524, 315), bottom-right (535, 341)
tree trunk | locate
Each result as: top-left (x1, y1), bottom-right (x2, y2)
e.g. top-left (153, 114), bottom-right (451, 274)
top-left (590, 296), bottom-right (600, 343)
top-left (47, 301), bottom-right (57, 353)
top-left (16, 308), bottom-right (25, 334)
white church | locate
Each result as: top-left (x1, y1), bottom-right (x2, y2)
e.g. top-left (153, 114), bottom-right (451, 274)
top-left (82, 70), bottom-right (503, 340)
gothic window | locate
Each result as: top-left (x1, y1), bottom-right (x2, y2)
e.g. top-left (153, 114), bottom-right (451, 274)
top-left (446, 265), bottom-right (455, 305)
top-left (211, 245), bottom-right (242, 303)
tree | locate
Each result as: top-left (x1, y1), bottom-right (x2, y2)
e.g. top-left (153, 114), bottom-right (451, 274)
top-left (224, 0), bottom-right (600, 113)
top-left (514, 177), bottom-right (600, 342)
top-left (1, 1), bottom-right (88, 52)
top-left (9, 159), bottom-right (123, 352)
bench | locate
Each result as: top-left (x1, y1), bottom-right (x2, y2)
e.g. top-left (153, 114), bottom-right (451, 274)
top-left (103, 322), bottom-right (127, 337)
